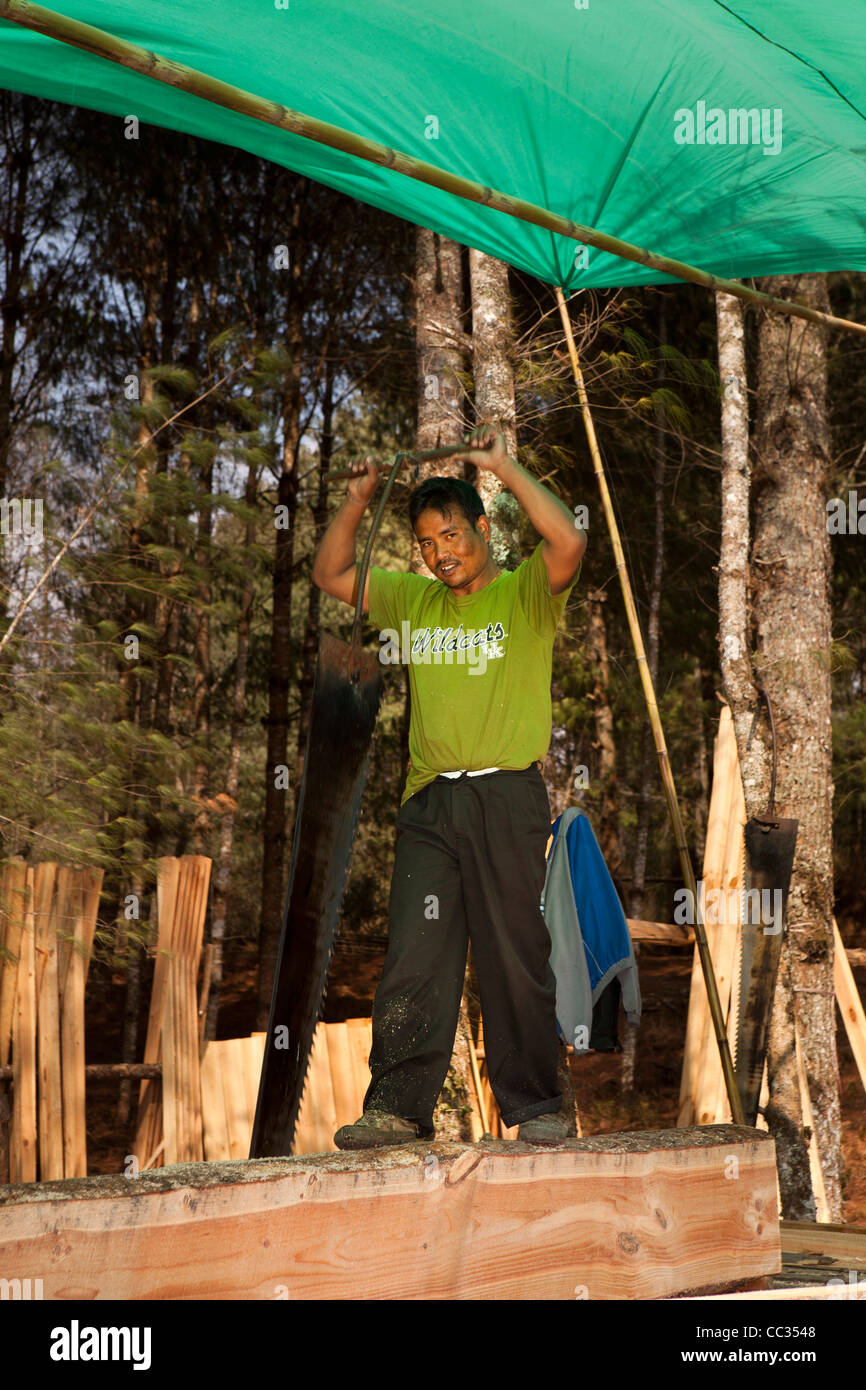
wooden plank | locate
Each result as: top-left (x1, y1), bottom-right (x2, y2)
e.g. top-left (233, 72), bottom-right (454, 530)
top-left (690, 1284), bottom-right (865, 1301)
top-left (185, 857), bottom-right (209, 1162)
top-left (10, 868), bottom-right (36, 1183)
top-left (627, 919), bottom-right (694, 944)
top-left (0, 1125), bottom-right (781, 1301)
top-left (166, 859), bottom-right (189, 1165)
top-left (200, 1041), bottom-right (230, 1162)
top-left (60, 875), bottom-right (89, 1178)
top-left (164, 856), bottom-right (209, 1165)
top-left (460, 1005), bottom-right (485, 1141)
top-left (77, 869), bottom-right (102, 979)
top-left (781, 1220), bottom-right (866, 1263)
top-left (701, 764), bottom-right (747, 1126)
top-left (678, 707), bottom-right (738, 1125)
top-left (157, 854), bottom-right (209, 1166)
top-left (54, 866), bottom-right (76, 1001)
top-left (133, 857), bottom-right (181, 1170)
top-left (221, 1037), bottom-right (251, 1161)
top-left (241, 1035), bottom-right (265, 1136)
top-left (202, 1035), bottom-right (265, 1162)
top-left (34, 864), bottom-right (63, 1182)
top-left (324, 1022), bottom-right (357, 1134)
top-left (312, 1024), bottom-right (338, 1154)
top-left (475, 1016), bottom-right (498, 1138)
top-left (171, 857), bottom-right (195, 1164)
top-left (63, 867), bottom-right (102, 1180)
top-left (0, 861), bottom-right (28, 1069)
top-left (293, 1024), bottom-right (338, 1155)
top-left (834, 916), bottom-right (866, 1097)
top-left (344, 1017), bottom-right (373, 1120)
top-left (198, 942), bottom-right (213, 1050)
top-left (160, 858), bottom-right (190, 1166)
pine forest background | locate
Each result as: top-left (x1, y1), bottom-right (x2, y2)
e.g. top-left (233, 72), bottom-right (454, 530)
top-left (1, 96), bottom-right (864, 1206)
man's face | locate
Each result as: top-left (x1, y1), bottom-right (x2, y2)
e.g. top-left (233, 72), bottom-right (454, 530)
top-left (413, 505), bottom-right (490, 589)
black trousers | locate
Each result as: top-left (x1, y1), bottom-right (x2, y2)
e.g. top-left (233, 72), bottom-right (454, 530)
top-left (362, 763), bottom-right (561, 1134)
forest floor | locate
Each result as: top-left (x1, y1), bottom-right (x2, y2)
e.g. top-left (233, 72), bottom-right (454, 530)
top-left (86, 937), bottom-right (866, 1225)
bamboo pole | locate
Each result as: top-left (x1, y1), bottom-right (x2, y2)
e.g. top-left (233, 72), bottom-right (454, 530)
top-left (2, 0), bottom-right (865, 340)
top-left (554, 286), bottom-right (745, 1126)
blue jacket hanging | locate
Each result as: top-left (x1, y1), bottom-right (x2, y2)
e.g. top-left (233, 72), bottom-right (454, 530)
top-left (541, 806), bottom-right (641, 1051)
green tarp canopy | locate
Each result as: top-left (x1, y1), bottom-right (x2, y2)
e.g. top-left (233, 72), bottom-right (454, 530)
top-left (1, 1), bottom-right (864, 292)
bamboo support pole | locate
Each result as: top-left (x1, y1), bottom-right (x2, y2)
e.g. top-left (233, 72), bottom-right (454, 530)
top-left (554, 286), bottom-right (745, 1126)
top-left (2, 0), bottom-right (865, 339)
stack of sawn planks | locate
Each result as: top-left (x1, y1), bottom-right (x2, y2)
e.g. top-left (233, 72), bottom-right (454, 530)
top-left (0, 861), bottom-right (102, 1181)
top-left (134, 855), bottom-right (210, 1170)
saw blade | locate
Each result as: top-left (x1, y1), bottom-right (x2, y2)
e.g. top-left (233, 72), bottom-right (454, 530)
top-left (249, 632), bottom-right (383, 1157)
top-left (734, 817), bottom-right (798, 1126)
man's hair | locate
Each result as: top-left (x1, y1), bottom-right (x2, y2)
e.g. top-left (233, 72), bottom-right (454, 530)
top-left (408, 476), bottom-right (486, 531)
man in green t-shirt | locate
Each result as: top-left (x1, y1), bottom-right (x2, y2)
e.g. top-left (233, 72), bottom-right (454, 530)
top-left (311, 427), bottom-right (585, 1146)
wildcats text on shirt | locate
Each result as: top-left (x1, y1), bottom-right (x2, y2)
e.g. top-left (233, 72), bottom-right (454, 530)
top-left (378, 620), bottom-right (511, 673)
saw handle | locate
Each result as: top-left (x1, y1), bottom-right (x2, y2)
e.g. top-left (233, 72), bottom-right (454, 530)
top-left (347, 450), bottom-right (406, 681)
top-left (322, 440), bottom-right (472, 484)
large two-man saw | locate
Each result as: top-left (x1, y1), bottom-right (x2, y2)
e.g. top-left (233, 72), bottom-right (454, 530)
top-left (249, 441), bottom-right (471, 1157)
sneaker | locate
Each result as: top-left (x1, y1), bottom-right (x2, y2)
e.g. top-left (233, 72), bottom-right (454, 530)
top-left (333, 1110), bottom-right (423, 1151)
top-left (517, 1109), bottom-right (571, 1146)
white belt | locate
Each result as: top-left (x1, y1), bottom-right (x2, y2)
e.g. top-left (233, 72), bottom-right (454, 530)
top-left (439, 767), bottom-right (500, 779)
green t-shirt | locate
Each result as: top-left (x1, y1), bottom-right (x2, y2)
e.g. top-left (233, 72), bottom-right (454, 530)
top-left (368, 541), bottom-right (580, 805)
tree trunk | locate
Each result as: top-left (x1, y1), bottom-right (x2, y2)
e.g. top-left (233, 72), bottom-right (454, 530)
top-left (691, 660), bottom-right (709, 867)
top-left (623, 304), bottom-right (668, 1091)
top-left (0, 100), bottom-right (32, 507)
top-left (752, 273), bottom-right (840, 1220)
top-left (468, 249), bottom-right (520, 569)
top-left (586, 589), bottom-right (622, 874)
top-left (716, 291), bottom-right (763, 785)
top-left (415, 228), bottom-right (468, 460)
top-left (255, 192), bottom-right (305, 1028)
top-left (294, 359), bottom-right (333, 795)
top-left (629, 305), bottom-right (668, 922)
top-left (191, 442), bottom-right (214, 854)
top-left (117, 220), bottom-right (161, 1127)
top-left (205, 456), bottom-right (261, 1040)
top-left (716, 287), bottom-right (810, 1213)
top-left (717, 279), bottom-right (840, 1219)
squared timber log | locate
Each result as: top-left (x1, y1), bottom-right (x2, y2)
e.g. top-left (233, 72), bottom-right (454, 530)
top-left (0, 1125), bottom-right (780, 1301)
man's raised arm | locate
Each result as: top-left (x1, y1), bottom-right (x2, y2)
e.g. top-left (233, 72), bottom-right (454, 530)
top-left (453, 428), bottom-right (586, 594)
top-left (310, 458), bottom-right (379, 611)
